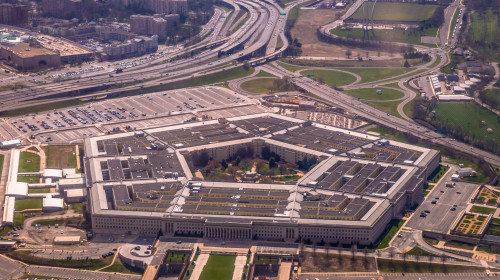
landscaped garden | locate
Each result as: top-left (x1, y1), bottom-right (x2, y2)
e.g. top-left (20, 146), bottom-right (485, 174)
top-left (475, 187), bottom-right (500, 205)
top-left (454, 214), bottom-right (487, 235)
top-left (189, 146), bottom-right (317, 183)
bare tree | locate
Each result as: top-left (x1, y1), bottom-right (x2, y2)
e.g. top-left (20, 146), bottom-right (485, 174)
top-left (337, 243), bottom-right (343, 265)
top-left (345, 50), bottom-right (352, 59)
top-left (351, 244), bottom-right (357, 261)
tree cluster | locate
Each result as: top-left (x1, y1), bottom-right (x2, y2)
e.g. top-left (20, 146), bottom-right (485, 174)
top-left (297, 156), bottom-right (317, 171)
top-left (404, 52), bottom-right (431, 62)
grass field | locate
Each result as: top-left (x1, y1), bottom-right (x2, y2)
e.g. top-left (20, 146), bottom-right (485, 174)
top-left (406, 246), bottom-right (440, 257)
top-left (17, 175), bottom-right (39, 184)
top-left (487, 224), bottom-right (500, 236)
top-left (483, 89), bottom-right (500, 111)
top-left (433, 102), bottom-right (500, 146)
top-left (377, 219), bottom-right (404, 249)
top-left (199, 255), bottom-right (236, 280)
top-left (301, 69), bottom-right (357, 87)
top-left (476, 246), bottom-right (500, 255)
top-left (444, 156), bottom-right (489, 184)
top-left (42, 145), bottom-right (77, 169)
top-left (367, 126), bottom-right (414, 144)
top-left (377, 259), bottom-right (484, 273)
top-left (344, 87), bottom-right (404, 100)
top-left (331, 26), bottom-right (438, 45)
top-left (118, 66), bottom-right (255, 98)
top-left (7, 250), bottom-right (112, 270)
top-left (351, 2), bottom-right (439, 22)
top-left (255, 71), bottom-right (275, 78)
top-left (277, 61), bottom-right (304, 72)
top-left (19, 151), bottom-right (41, 173)
top-left (340, 68), bottom-right (414, 83)
top-left (28, 188), bottom-right (51, 194)
top-left (444, 241), bottom-right (475, 251)
top-left (240, 78), bottom-right (278, 94)
top-left (281, 58), bottom-right (414, 68)
top-left (364, 100), bottom-right (402, 118)
top-left (0, 99), bottom-right (86, 118)
top-left (470, 205), bottom-right (496, 215)
top-left (100, 255), bottom-right (143, 274)
top-left (15, 199), bottom-right (43, 211)
top-left (469, 10), bottom-right (500, 62)
top-left (289, 8), bottom-right (391, 58)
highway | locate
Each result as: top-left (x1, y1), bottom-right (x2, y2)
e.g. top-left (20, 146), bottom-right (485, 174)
top-left (0, 0), bottom-right (498, 169)
top-left (260, 62), bottom-right (500, 167)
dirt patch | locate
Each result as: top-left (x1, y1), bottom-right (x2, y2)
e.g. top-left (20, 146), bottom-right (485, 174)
top-left (301, 252), bottom-right (377, 273)
top-left (290, 9), bottom-right (390, 58)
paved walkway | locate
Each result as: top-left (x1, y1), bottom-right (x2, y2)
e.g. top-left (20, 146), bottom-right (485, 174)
top-left (190, 253), bottom-right (210, 280)
top-left (232, 255), bottom-right (247, 280)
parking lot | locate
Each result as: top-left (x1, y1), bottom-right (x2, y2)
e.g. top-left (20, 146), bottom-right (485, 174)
top-left (406, 166), bottom-right (480, 233)
top-left (1, 86), bottom-right (263, 143)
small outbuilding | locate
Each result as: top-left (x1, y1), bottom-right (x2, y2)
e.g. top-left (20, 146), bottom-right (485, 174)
top-left (42, 196), bottom-right (64, 212)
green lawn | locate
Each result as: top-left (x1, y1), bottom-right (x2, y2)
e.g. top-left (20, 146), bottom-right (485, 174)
top-left (344, 87), bottom-right (404, 101)
top-left (100, 255), bottom-right (143, 274)
top-left (427, 165), bottom-right (450, 183)
top-left (199, 255), bottom-right (236, 280)
top-left (0, 99), bottom-right (86, 118)
top-left (470, 205), bottom-right (496, 215)
top-left (444, 241), bottom-right (475, 251)
top-left (240, 78), bottom-right (278, 94)
top-left (367, 126), bottom-right (415, 144)
top-left (17, 175), bottom-right (39, 184)
top-left (118, 66), bottom-right (255, 98)
top-left (15, 199), bottom-right (43, 211)
top-left (406, 246), bottom-right (440, 257)
top-left (377, 258), bottom-right (484, 273)
top-left (340, 68), bottom-right (414, 83)
top-left (42, 145), bottom-right (77, 169)
top-left (277, 61), bottom-right (304, 72)
top-left (444, 156), bottom-right (489, 184)
top-left (377, 219), bottom-right (404, 249)
top-left (19, 151), bottom-right (41, 173)
top-left (351, 2), bottom-right (439, 22)
top-left (476, 245), bottom-right (500, 255)
top-left (424, 237), bottom-right (439, 246)
top-left (433, 102), bottom-right (500, 148)
top-left (255, 71), bottom-right (276, 78)
top-left (331, 26), bottom-right (438, 45)
top-left (28, 188), bottom-right (51, 194)
top-left (483, 89), bottom-right (500, 111)
top-left (364, 100), bottom-right (402, 118)
top-left (7, 250), bottom-right (112, 270)
top-left (487, 224), bottom-right (500, 236)
top-left (301, 69), bottom-right (357, 88)
top-left (469, 10), bottom-right (500, 62)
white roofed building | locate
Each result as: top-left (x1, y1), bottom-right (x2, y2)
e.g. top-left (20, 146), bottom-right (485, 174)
top-left (64, 188), bottom-right (87, 203)
top-left (5, 181), bottom-right (28, 198)
top-left (43, 196), bottom-right (64, 212)
top-left (43, 169), bottom-right (63, 181)
top-left (2, 196), bottom-right (15, 226)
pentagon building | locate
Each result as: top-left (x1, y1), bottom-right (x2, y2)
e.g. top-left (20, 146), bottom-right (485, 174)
top-left (84, 113), bottom-right (439, 245)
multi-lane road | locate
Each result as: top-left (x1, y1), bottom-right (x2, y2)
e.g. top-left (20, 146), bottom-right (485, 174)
top-left (0, 0), bottom-right (498, 169)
